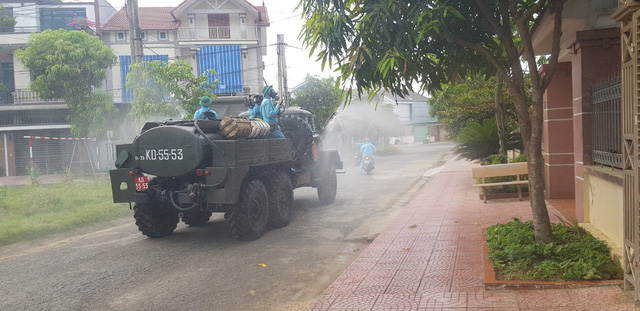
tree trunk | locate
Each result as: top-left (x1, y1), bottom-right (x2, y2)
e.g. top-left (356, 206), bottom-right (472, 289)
top-left (526, 91), bottom-right (553, 243)
top-left (495, 75), bottom-right (507, 155)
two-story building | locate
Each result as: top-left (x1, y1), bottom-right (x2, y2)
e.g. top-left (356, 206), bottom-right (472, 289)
top-left (100, 0), bottom-right (269, 117)
top-left (383, 92), bottom-right (444, 144)
top-left (0, 0), bottom-right (116, 176)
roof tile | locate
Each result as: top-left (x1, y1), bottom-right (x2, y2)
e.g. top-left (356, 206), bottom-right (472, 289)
top-left (101, 7), bottom-right (180, 31)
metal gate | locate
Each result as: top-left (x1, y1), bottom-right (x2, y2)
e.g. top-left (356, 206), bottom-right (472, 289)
top-left (614, 1), bottom-right (640, 301)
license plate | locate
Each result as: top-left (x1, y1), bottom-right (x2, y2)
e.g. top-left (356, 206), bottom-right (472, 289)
top-left (135, 176), bottom-right (148, 191)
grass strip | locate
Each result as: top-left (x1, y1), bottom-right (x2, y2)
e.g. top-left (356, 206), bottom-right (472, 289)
top-left (486, 218), bottom-right (623, 281)
top-left (0, 180), bottom-right (130, 247)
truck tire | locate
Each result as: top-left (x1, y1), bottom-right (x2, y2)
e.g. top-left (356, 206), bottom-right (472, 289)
top-left (280, 115), bottom-right (313, 161)
top-left (266, 172), bottom-right (294, 228)
top-left (133, 203), bottom-right (179, 238)
top-left (230, 179), bottom-right (270, 241)
top-left (317, 165), bottom-right (337, 205)
top-left (181, 209), bottom-right (212, 226)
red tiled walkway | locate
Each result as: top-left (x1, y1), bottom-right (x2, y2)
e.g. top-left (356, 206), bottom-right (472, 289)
top-left (310, 158), bottom-right (638, 311)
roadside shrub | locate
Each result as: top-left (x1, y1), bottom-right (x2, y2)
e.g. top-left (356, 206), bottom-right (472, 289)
top-left (486, 218), bottom-right (622, 281)
top-left (377, 144), bottom-right (400, 155)
top-left (483, 154), bottom-right (508, 165)
top-left (27, 165), bottom-right (41, 186)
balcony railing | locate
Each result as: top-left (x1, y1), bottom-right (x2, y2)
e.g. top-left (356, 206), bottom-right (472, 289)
top-left (177, 26), bottom-right (258, 41)
top-left (0, 89), bottom-right (60, 105)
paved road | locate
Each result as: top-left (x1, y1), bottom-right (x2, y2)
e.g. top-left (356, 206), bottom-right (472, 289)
top-left (0, 142), bottom-right (454, 311)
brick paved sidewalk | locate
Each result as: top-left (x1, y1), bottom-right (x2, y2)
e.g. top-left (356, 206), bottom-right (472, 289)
top-left (310, 157), bottom-right (639, 311)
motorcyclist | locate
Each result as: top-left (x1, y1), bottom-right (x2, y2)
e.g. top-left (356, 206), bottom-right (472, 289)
top-left (260, 85), bottom-right (285, 139)
top-left (193, 96), bottom-right (219, 120)
top-left (360, 137), bottom-right (376, 174)
top-left (353, 139), bottom-right (363, 166)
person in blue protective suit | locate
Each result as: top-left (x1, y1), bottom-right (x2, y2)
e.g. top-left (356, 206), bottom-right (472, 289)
top-left (360, 137), bottom-right (377, 174)
top-left (193, 96), bottom-right (219, 120)
top-left (259, 85), bottom-right (285, 139)
top-left (248, 93), bottom-right (263, 119)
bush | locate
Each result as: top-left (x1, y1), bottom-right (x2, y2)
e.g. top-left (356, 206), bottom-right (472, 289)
top-left (483, 154), bottom-right (508, 165)
top-left (27, 165), bottom-right (41, 186)
top-left (377, 144), bottom-right (400, 155)
top-left (486, 218), bottom-right (622, 281)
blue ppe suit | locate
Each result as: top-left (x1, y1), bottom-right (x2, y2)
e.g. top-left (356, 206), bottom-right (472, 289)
top-left (260, 94), bottom-right (285, 139)
top-left (249, 104), bottom-right (261, 119)
top-left (194, 106), bottom-right (218, 120)
top-left (360, 141), bottom-right (376, 170)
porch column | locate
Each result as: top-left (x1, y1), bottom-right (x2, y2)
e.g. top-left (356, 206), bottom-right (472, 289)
top-left (570, 28), bottom-right (620, 222)
top-left (543, 62), bottom-right (574, 199)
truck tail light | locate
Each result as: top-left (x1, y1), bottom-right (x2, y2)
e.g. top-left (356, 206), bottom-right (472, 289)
top-left (196, 169), bottom-right (203, 176)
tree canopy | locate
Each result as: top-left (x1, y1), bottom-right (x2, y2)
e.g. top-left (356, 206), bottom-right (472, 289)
top-left (430, 75), bottom-right (519, 138)
top-left (290, 75), bottom-right (341, 131)
top-left (126, 60), bottom-right (217, 121)
top-left (16, 29), bottom-right (117, 137)
top-left (299, 0), bottom-right (565, 243)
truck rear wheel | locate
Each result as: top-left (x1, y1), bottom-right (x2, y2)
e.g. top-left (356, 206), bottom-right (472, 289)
top-left (133, 203), bottom-right (179, 238)
top-left (317, 165), bottom-right (337, 205)
top-left (230, 179), bottom-right (270, 241)
top-left (181, 209), bottom-right (212, 226)
top-left (266, 172), bottom-right (294, 228)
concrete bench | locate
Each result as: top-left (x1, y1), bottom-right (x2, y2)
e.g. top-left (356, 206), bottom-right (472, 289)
top-left (471, 162), bottom-right (528, 203)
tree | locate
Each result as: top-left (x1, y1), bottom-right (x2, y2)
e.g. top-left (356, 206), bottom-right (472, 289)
top-left (299, 0), bottom-right (565, 243)
top-left (290, 75), bottom-right (341, 131)
top-left (16, 29), bottom-right (117, 137)
top-left (126, 60), bottom-right (217, 121)
top-left (430, 75), bottom-right (503, 138)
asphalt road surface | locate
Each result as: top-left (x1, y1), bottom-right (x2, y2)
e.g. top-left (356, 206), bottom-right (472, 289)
top-left (0, 142), bottom-right (454, 311)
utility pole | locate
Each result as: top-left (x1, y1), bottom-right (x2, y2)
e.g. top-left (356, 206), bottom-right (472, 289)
top-left (126, 0), bottom-right (143, 63)
top-left (93, 0), bottom-right (101, 35)
top-left (276, 34), bottom-right (289, 107)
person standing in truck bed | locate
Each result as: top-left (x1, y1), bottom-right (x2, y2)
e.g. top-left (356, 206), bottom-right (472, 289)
top-left (260, 85), bottom-right (285, 139)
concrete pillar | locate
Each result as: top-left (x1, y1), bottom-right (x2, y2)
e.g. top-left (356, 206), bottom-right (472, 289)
top-left (543, 62), bottom-right (574, 199)
top-left (570, 28), bottom-right (620, 222)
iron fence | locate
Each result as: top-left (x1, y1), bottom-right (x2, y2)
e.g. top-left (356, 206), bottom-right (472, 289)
top-left (591, 74), bottom-right (622, 169)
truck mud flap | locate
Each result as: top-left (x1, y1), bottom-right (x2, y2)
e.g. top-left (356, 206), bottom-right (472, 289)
top-left (110, 169), bottom-right (135, 203)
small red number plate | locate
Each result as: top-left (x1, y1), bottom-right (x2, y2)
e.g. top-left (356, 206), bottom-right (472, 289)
top-left (135, 176), bottom-right (148, 191)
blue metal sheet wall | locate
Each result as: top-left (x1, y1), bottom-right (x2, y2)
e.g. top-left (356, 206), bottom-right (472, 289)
top-left (119, 55), bottom-right (168, 102)
top-left (198, 45), bottom-right (243, 94)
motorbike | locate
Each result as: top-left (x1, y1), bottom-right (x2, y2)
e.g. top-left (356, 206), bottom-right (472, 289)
top-left (354, 152), bottom-right (362, 166)
top-left (363, 156), bottom-right (374, 174)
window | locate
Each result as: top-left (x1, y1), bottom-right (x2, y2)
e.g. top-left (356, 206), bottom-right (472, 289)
top-left (0, 7), bottom-right (15, 33)
top-left (116, 32), bottom-right (125, 41)
top-left (139, 31), bottom-right (146, 40)
top-left (159, 31), bottom-right (167, 40)
top-left (40, 8), bottom-right (86, 31)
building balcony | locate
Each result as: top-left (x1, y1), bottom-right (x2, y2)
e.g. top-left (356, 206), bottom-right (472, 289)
top-left (177, 26), bottom-right (258, 41)
top-left (0, 89), bottom-right (61, 105)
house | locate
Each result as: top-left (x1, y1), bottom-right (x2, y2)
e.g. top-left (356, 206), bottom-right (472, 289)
top-left (383, 92), bottom-right (444, 144)
top-left (0, 0), bottom-right (116, 176)
top-left (100, 0), bottom-right (270, 117)
top-left (532, 0), bottom-right (640, 299)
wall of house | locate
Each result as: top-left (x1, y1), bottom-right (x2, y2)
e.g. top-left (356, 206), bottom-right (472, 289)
top-left (583, 167), bottom-right (623, 252)
top-left (108, 41), bottom-right (177, 102)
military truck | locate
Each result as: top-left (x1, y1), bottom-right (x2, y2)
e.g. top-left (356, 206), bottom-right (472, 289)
top-left (110, 108), bottom-right (342, 240)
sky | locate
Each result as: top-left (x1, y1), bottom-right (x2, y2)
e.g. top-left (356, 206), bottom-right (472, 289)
top-left (104, 0), bottom-right (335, 90)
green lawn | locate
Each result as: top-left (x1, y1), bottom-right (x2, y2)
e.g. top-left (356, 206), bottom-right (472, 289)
top-left (0, 180), bottom-right (130, 247)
